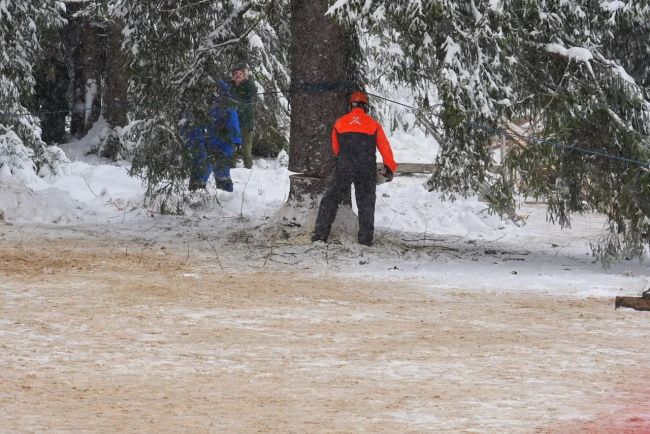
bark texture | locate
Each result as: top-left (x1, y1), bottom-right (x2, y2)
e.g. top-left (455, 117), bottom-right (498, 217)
top-left (104, 21), bottom-right (127, 129)
top-left (101, 21), bottom-right (128, 160)
top-left (288, 0), bottom-right (351, 202)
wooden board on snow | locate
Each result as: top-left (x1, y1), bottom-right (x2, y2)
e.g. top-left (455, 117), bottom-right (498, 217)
top-left (615, 296), bottom-right (650, 311)
top-left (377, 162), bottom-right (436, 174)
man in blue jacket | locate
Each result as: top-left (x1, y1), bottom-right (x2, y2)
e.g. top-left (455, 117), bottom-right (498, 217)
top-left (183, 81), bottom-right (242, 192)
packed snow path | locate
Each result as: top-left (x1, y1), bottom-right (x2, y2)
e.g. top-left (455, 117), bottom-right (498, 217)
top-left (1, 226), bottom-right (649, 433)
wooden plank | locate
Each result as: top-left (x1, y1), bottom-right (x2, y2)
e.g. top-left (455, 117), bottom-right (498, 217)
top-left (615, 296), bottom-right (650, 311)
top-left (377, 162), bottom-right (512, 175)
top-left (398, 163), bottom-right (436, 174)
top-left (377, 162), bottom-right (436, 174)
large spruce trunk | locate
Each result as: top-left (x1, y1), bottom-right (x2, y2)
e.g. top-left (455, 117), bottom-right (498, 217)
top-left (288, 0), bottom-right (350, 207)
top-left (101, 21), bottom-right (128, 159)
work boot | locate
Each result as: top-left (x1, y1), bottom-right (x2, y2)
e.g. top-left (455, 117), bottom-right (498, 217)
top-left (311, 233), bottom-right (327, 243)
top-left (358, 238), bottom-right (372, 247)
top-left (189, 181), bottom-right (206, 192)
top-left (215, 179), bottom-right (234, 192)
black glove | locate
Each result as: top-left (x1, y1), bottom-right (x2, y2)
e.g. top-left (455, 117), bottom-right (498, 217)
top-left (383, 165), bottom-right (394, 182)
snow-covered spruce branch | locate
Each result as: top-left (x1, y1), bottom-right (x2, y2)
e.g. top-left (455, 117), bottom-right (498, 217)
top-left (194, 15), bottom-right (262, 55)
top-left (159, 0), bottom-right (212, 14)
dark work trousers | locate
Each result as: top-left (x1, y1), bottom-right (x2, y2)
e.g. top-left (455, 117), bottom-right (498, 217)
top-left (314, 142), bottom-right (377, 244)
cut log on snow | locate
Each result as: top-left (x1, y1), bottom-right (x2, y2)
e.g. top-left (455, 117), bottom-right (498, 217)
top-left (377, 162), bottom-right (437, 174)
top-left (615, 296), bottom-right (650, 311)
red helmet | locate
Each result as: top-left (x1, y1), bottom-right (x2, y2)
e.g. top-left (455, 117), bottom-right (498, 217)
top-left (349, 91), bottom-right (369, 105)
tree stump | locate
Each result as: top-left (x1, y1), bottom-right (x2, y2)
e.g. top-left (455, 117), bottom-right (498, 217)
top-left (288, 174), bottom-right (329, 209)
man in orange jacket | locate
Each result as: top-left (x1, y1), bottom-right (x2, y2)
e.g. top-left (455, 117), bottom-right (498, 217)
top-left (312, 91), bottom-right (398, 246)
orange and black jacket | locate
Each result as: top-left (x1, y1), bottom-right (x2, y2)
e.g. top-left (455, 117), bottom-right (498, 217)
top-left (331, 107), bottom-right (398, 173)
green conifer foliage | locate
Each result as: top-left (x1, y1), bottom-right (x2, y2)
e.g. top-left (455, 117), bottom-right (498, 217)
top-left (113, 1), bottom-right (252, 211)
top-left (114, 0), bottom-right (289, 212)
top-left (330, 0), bottom-right (650, 261)
top-left (0, 0), bottom-right (65, 176)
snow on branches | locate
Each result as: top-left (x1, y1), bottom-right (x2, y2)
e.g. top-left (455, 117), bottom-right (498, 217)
top-left (326, 0), bottom-right (650, 260)
top-left (0, 0), bottom-right (66, 180)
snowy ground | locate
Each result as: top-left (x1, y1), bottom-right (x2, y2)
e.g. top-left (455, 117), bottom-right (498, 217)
top-left (1, 225), bottom-right (649, 433)
top-left (1, 133), bottom-right (650, 432)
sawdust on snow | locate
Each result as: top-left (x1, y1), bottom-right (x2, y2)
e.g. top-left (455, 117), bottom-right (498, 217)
top-left (1, 236), bottom-right (649, 433)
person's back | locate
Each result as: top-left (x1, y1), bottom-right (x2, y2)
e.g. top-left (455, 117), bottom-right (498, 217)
top-left (312, 91), bottom-right (397, 246)
top-left (181, 81), bottom-right (242, 192)
top-left (205, 81), bottom-right (242, 192)
top-left (206, 105), bottom-right (241, 156)
top-left (332, 108), bottom-right (395, 174)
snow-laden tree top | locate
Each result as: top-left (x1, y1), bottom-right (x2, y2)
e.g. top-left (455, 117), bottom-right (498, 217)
top-left (328, 0), bottom-right (650, 262)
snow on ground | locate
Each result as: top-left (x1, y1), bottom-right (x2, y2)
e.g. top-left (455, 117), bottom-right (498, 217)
top-left (0, 128), bottom-right (648, 300)
top-left (2, 128), bottom-right (650, 433)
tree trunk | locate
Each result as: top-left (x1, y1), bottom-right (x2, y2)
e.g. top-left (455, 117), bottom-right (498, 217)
top-left (70, 18), bottom-right (104, 137)
top-left (101, 20), bottom-right (128, 160)
top-left (288, 0), bottom-right (350, 207)
top-left (104, 22), bottom-right (127, 128)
